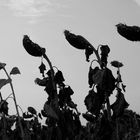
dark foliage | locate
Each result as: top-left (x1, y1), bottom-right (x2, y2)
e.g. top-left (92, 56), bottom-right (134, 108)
top-left (54, 70), bottom-right (65, 85)
top-left (88, 66), bottom-right (100, 88)
top-left (0, 28), bottom-right (139, 140)
top-left (100, 45), bottom-right (110, 68)
top-left (0, 100), bottom-right (9, 115)
top-left (97, 68), bottom-right (116, 97)
top-left (38, 62), bottom-right (46, 77)
top-left (111, 91), bottom-right (129, 118)
top-left (64, 30), bottom-right (90, 50)
top-left (111, 61), bottom-right (123, 68)
top-left (84, 90), bottom-right (104, 116)
top-left (23, 35), bottom-right (46, 57)
top-left (64, 30), bottom-right (93, 62)
top-left (116, 23), bottom-right (140, 41)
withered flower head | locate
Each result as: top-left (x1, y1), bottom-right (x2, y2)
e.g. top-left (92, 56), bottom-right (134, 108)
top-left (111, 60), bottom-right (123, 68)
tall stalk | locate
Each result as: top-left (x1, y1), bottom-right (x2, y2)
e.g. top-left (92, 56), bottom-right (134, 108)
top-left (42, 53), bottom-right (58, 107)
top-left (2, 67), bottom-right (25, 140)
top-left (89, 44), bottom-right (111, 121)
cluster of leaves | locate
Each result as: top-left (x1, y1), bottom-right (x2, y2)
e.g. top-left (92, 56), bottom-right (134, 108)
top-left (0, 28), bottom-right (140, 140)
top-left (22, 35), bottom-right (83, 139)
top-left (0, 106), bottom-right (42, 140)
top-left (63, 30), bottom-right (140, 139)
top-left (79, 44), bottom-right (134, 139)
top-left (84, 45), bottom-right (116, 117)
top-left (77, 109), bottom-right (140, 140)
top-left (33, 60), bottom-right (82, 140)
top-left (1, 103), bottom-right (140, 140)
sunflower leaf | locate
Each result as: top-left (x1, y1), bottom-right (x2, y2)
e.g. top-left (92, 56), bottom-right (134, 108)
top-left (10, 67), bottom-right (21, 75)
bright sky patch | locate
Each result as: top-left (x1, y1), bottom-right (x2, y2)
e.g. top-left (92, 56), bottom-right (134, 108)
top-left (7, 0), bottom-right (51, 17)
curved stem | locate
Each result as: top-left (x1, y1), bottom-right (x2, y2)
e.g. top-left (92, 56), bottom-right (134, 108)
top-left (89, 44), bottom-right (101, 66)
top-left (5, 93), bottom-right (13, 101)
top-left (52, 66), bottom-right (59, 71)
top-left (42, 53), bottom-right (58, 107)
top-left (90, 59), bottom-right (99, 67)
top-left (17, 105), bottom-right (24, 115)
top-left (97, 44), bottom-right (102, 52)
top-left (89, 44), bottom-right (112, 121)
top-left (2, 68), bottom-right (25, 140)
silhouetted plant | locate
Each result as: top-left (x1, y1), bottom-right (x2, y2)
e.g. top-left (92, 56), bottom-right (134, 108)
top-left (0, 63), bottom-right (25, 140)
top-left (0, 27), bottom-right (139, 140)
top-left (116, 23), bottom-right (140, 41)
top-left (23, 35), bottom-right (81, 140)
top-left (64, 29), bottom-right (140, 140)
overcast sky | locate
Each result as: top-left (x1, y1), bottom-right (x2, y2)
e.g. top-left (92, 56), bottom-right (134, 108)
top-left (0, 0), bottom-right (140, 124)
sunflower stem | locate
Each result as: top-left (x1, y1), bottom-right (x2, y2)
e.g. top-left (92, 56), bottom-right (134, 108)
top-left (91, 44), bottom-right (111, 121)
top-left (3, 67), bottom-right (25, 140)
top-left (43, 53), bottom-right (58, 107)
top-left (89, 44), bottom-right (102, 67)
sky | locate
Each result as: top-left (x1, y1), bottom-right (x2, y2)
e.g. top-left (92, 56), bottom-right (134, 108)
top-left (0, 0), bottom-right (140, 124)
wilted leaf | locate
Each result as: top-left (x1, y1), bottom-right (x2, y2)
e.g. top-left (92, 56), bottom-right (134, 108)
top-left (88, 66), bottom-right (99, 88)
top-left (122, 83), bottom-right (126, 92)
top-left (100, 45), bottom-right (110, 67)
top-left (38, 113), bottom-right (42, 119)
top-left (100, 45), bottom-right (110, 55)
top-left (111, 92), bottom-right (129, 117)
top-left (0, 62), bottom-right (6, 70)
top-left (67, 101), bottom-right (77, 109)
top-left (34, 78), bottom-right (47, 86)
top-left (44, 78), bottom-right (54, 96)
top-left (28, 106), bottom-right (37, 115)
top-left (54, 70), bottom-right (65, 85)
top-left (98, 68), bottom-right (116, 96)
top-left (84, 90), bottom-right (104, 116)
top-left (92, 69), bottom-right (104, 85)
top-left (0, 100), bottom-right (9, 115)
top-left (0, 79), bottom-right (11, 89)
top-left (82, 113), bottom-right (95, 122)
top-left (10, 67), bottom-right (21, 75)
top-left (39, 62), bottom-right (46, 77)
top-left (65, 86), bottom-right (74, 96)
top-left (41, 109), bottom-right (48, 117)
top-left (111, 61), bottom-right (123, 68)
top-left (44, 104), bottom-right (59, 120)
top-left (85, 47), bottom-right (93, 62)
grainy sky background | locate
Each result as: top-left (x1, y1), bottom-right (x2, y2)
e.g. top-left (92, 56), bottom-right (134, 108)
top-left (0, 0), bottom-right (140, 124)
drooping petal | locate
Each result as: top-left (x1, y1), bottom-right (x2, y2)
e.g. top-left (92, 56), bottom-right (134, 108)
top-left (116, 23), bottom-right (140, 41)
top-left (64, 30), bottom-right (90, 50)
top-left (23, 35), bottom-right (46, 57)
